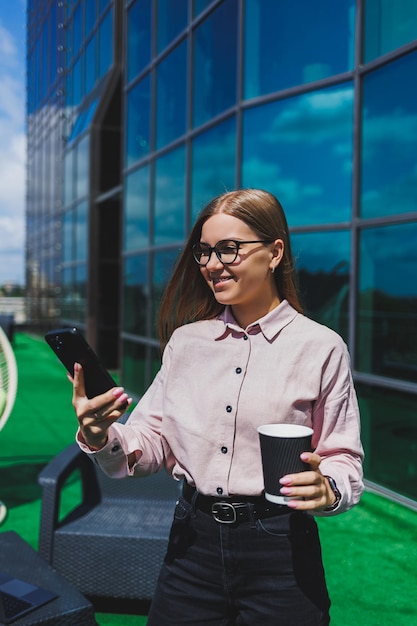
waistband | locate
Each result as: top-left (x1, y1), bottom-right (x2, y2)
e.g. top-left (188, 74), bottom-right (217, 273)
top-left (182, 482), bottom-right (289, 524)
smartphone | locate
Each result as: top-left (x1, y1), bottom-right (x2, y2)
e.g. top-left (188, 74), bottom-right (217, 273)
top-left (45, 327), bottom-right (118, 399)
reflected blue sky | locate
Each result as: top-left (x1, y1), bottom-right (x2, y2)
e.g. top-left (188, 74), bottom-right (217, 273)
top-left (361, 51), bottom-right (417, 218)
top-left (242, 83), bottom-right (354, 226)
top-left (359, 223), bottom-right (417, 297)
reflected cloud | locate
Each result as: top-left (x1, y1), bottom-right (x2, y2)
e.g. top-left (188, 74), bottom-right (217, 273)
top-left (0, 21), bottom-right (25, 283)
top-left (262, 87), bottom-right (353, 146)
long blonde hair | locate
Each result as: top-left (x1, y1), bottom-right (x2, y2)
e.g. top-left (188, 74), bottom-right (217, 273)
top-left (157, 189), bottom-right (303, 348)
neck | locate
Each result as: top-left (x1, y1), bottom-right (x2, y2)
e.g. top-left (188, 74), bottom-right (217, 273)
top-left (231, 296), bottom-right (281, 329)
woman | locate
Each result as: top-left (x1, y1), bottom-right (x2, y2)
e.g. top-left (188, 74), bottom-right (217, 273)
top-left (74, 189), bottom-right (363, 625)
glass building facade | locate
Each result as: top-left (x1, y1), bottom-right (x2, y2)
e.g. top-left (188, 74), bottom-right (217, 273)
top-left (26, 0), bottom-right (417, 506)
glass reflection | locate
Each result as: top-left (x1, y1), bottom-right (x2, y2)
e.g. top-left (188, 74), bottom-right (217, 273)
top-left (242, 83), bottom-right (354, 226)
top-left (361, 51), bottom-right (417, 219)
top-left (98, 7), bottom-right (113, 78)
top-left (152, 249), bottom-right (179, 337)
top-left (193, 0), bottom-right (213, 17)
top-left (357, 383), bottom-right (417, 501)
top-left (76, 135), bottom-right (89, 199)
top-left (123, 255), bottom-right (148, 335)
top-left (126, 75), bottom-right (151, 166)
top-left (63, 210), bottom-right (73, 263)
top-left (122, 339), bottom-right (147, 397)
top-left (292, 230), bottom-right (350, 339)
top-left (75, 201), bottom-right (88, 262)
top-left (124, 166), bottom-right (150, 251)
top-left (154, 147), bottom-right (186, 245)
top-left (74, 264), bottom-right (87, 322)
top-left (364, 0), bottom-right (417, 63)
top-left (191, 116), bottom-right (236, 222)
top-left (244, 0), bottom-right (355, 99)
top-left (156, 42), bottom-right (187, 149)
top-left (357, 223), bottom-right (417, 383)
top-left (85, 35), bottom-right (96, 94)
top-left (157, 0), bottom-right (188, 52)
top-left (61, 267), bottom-right (73, 319)
top-left (193, 0), bottom-right (238, 128)
top-left (127, 0), bottom-right (152, 82)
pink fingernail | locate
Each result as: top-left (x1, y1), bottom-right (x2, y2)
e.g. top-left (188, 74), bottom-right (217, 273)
top-left (112, 387), bottom-right (124, 396)
top-left (117, 393), bottom-right (128, 404)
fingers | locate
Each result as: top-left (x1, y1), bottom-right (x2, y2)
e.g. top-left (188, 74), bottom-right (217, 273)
top-left (278, 452), bottom-right (331, 511)
top-left (72, 362), bottom-right (132, 426)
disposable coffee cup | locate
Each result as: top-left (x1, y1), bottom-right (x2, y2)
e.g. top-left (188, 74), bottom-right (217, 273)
top-left (257, 424), bottom-right (313, 505)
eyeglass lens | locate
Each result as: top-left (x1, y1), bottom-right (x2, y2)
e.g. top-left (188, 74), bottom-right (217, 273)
top-left (193, 240), bottom-right (239, 265)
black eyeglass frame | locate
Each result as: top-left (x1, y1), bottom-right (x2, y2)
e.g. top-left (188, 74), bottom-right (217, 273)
top-left (192, 239), bottom-right (274, 266)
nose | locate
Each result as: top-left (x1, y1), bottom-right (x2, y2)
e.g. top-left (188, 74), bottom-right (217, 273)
top-left (205, 249), bottom-right (223, 270)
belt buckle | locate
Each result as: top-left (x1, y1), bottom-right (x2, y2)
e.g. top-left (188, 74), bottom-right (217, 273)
top-left (211, 501), bottom-right (237, 524)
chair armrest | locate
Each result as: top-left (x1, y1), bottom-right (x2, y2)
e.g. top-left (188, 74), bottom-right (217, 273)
top-left (38, 443), bottom-right (98, 562)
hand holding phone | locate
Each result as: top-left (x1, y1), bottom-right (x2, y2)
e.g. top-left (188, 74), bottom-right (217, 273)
top-left (45, 327), bottom-right (119, 399)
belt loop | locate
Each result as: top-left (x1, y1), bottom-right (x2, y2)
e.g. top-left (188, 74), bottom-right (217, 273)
top-left (248, 503), bottom-right (257, 529)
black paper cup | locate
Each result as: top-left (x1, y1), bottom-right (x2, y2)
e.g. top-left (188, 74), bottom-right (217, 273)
top-left (258, 424), bottom-right (313, 505)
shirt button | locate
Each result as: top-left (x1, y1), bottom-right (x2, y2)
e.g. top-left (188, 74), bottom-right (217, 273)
top-left (226, 405), bottom-right (232, 413)
top-left (235, 367), bottom-right (242, 374)
top-left (217, 487), bottom-right (223, 495)
top-left (221, 446), bottom-right (228, 454)
top-left (243, 334), bottom-right (248, 340)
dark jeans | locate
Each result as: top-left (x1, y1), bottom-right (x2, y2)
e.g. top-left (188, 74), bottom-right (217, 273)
top-left (147, 495), bottom-right (330, 625)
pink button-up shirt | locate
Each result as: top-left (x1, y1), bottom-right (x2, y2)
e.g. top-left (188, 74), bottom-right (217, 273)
top-left (78, 300), bottom-right (364, 514)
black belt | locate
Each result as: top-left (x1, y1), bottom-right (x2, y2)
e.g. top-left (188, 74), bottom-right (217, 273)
top-left (182, 482), bottom-right (289, 524)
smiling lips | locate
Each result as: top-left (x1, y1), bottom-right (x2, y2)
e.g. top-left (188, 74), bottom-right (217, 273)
top-left (212, 276), bottom-right (233, 287)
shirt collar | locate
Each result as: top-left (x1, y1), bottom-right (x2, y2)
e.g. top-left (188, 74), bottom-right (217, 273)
top-left (215, 300), bottom-right (299, 341)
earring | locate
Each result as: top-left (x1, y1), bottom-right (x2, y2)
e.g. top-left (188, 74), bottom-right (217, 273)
top-left (270, 266), bottom-right (275, 274)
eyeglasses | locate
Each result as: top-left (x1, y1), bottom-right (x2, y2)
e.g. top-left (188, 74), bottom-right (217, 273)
top-left (192, 239), bottom-right (273, 266)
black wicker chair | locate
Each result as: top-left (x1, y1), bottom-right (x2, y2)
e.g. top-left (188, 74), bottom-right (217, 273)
top-left (38, 443), bottom-right (180, 604)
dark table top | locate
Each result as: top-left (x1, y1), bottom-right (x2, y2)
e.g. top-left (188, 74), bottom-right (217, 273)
top-left (0, 531), bottom-right (96, 626)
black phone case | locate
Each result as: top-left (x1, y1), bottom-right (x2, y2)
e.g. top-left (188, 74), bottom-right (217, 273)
top-left (45, 328), bottom-right (117, 399)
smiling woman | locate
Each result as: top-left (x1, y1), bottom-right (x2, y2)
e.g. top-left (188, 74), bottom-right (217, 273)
top-left (71, 188), bottom-right (363, 626)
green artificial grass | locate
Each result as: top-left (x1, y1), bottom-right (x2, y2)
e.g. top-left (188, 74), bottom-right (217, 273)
top-left (1, 333), bottom-right (417, 625)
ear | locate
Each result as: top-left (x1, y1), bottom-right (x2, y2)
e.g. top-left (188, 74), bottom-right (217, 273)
top-left (270, 239), bottom-right (284, 271)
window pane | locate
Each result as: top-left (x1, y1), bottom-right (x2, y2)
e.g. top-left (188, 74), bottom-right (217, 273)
top-left (364, 0), bottom-right (417, 63)
top-left (156, 41), bottom-right (187, 149)
top-left (85, 34), bottom-right (97, 94)
top-left (193, 0), bottom-right (213, 17)
top-left (193, 0), bottom-right (238, 127)
top-left (61, 267), bottom-right (73, 319)
top-left (244, 0), bottom-right (355, 99)
top-left (125, 75), bottom-right (151, 166)
top-left (360, 51), bottom-right (417, 219)
top-left (63, 209), bottom-right (73, 262)
top-left (75, 201), bottom-right (88, 262)
top-left (85, 0), bottom-right (97, 36)
top-left (357, 383), bottom-right (417, 501)
top-left (152, 249), bottom-right (179, 337)
top-left (63, 149), bottom-right (74, 206)
top-left (74, 264), bottom-right (87, 322)
top-left (357, 223), bottom-right (417, 383)
top-left (127, 0), bottom-right (152, 82)
top-left (122, 339), bottom-right (147, 397)
top-left (122, 255), bottom-right (148, 335)
top-left (76, 134), bottom-right (89, 199)
top-left (191, 116), bottom-right (236, 222)
top-left (154, 147), bottom-right (186, 245)
top-left (242, 84), bottom-right (354, 226)
top-left (124, 166), bottom-right (150, 251)
top-left (292, 230), bottom-right (350, 339)
top-left (98, 7), bottom-right (113, 78)
top-left (157, 0), bottom-right (188, 52)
